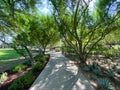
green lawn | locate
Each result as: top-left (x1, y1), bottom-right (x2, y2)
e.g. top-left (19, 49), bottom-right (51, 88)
top-left (0, 49), bottom-right (20, 60)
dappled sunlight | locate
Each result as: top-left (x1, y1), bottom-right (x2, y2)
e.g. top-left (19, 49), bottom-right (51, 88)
top-left (30, 52), bottom-right (95, 90)
top-left (66, 61), bottom-right (78, 75)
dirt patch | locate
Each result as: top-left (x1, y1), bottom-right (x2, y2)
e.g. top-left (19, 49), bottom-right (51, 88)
top-left (0, 67), bottom-right (31, 90)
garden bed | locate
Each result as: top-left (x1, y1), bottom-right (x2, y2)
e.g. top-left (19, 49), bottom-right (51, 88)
top-left (65, 54), bottom-right (120, 90)
top-left (80, 58), bottom-right (120, 90)
top-left (0, 54), bottom-right (50, 90)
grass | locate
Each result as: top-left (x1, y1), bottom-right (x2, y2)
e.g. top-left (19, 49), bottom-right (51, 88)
top-left (0, 49), bottom-right (20, 60)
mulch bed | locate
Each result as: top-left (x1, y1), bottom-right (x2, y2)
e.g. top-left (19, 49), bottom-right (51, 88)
top-left (0, 67), bottom-right (31, 90)
top-left (80, 59), bottom-right (120, 90)
top-left (66, 54), bottom-right (120, 90)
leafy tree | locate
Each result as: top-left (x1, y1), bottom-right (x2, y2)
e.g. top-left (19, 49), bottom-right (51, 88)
top-left (29, 14), bottom-right (59, 54)
top-left (49, 0), bottom-right (120, 64)
top-left (13, 32), bottom-right (34, 64)
top-left (0, 0), bottom-right (39, 64)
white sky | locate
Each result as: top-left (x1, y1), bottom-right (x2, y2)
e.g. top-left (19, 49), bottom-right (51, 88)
top-left (38, 0), bottom-right (50, 14)
top-left (38, 0), bottom-right (96, 14)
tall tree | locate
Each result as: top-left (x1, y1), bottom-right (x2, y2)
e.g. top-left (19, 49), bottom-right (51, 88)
top-left (49, 0), bottom-right (120, 64)
top-left (29, 14), bottom-right (59, 54)
top-left (0, 0), bottom-right (40, 64)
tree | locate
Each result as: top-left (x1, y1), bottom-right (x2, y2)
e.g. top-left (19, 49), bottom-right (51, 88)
top-left (29, 14), bottom-right (59, 54)
top-left (49, 0), bottom-right (120, 64)
top-left (14, 32), bottom-right (35, 63)
top-left (0, 0), bottom-right (40, 64)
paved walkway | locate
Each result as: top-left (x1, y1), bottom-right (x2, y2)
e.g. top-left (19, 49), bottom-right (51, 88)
top-left (29, 51), bottom-right (95, 90)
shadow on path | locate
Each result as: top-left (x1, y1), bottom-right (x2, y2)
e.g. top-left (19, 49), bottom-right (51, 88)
top-left (30, 52), bottom-right (95, 90)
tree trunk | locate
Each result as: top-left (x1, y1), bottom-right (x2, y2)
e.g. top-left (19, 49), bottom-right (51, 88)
top-left (23, 45), bottom-right (34, 65)
top-left (42, 45), bottom-right (47, 55)
top-left (79, 53), bottom-right (86, 64)
top-left (13, 46), bottom-right (27, 59)
top-left (38, 47), bottom-right (42, 55)
top-left (43, 48), bottom-right (46, 55)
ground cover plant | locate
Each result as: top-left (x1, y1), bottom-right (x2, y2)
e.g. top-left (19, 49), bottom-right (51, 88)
top-left (0, 54), bottom-right (50, 90)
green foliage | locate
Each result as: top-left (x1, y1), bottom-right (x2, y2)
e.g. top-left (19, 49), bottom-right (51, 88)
top-left (8, 71), bottom-right (35, 90)
top-left (91, 45), bottom-right (119, 58)
top-left (31, 62), bottom-right (43, 73)
top-left (91, 74), bottom-right (98, 80)
top-left (91, 45), bottom-right (120, 58)
top-left (62, 46), bottom-right (75, 55)
top-left (106, 69), bottom-right (115, 78)
top-left (88, 62), bottom-right (99, 71)
top-left (91, 62), bottom-right (102, 76)
top-left (55, 48), bottom-right (61, 52)
top-left (93, 68), bottom-right (102, 76)
top-left (0, 72), bottom-right (8, 84)
top-left (24, 71), bottom-right (35, 87)
top-left (29, 14), bottom-right (59, 52)
top-left (83, 66), bottom-right (90, 72)
top-left (50, 0), bottom-right (120, 63)
top-left (34, 54), bottom-right (50, 63)
top-left (8, 54), bottom-right (48, 90)
top-left (8, 54), bottom-right (47, 90)
top-left (12, 64), bottom-right (27, 72)
top-left (97, 78), bottom-right (116, 90)
top-left (93, 0), bottom-right (116, 22)
top-left (44, 54), bottom-right (50, 61)
top-left (8, 76), bottom-right (25, 90)
top-left (83, 62), bottom-right (102, 76)
top-left (23, 61), bottom-right (30, 66)
top-left (15, 49), bottom-right (28, 57)
top-left (34, 55), bottom-right (46, 63)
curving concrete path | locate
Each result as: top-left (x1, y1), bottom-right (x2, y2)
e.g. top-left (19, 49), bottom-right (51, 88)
top-left (29, 51), bottom-right (95, 90)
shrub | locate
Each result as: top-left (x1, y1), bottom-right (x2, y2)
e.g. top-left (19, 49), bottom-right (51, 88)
top-left (55, 48), bottom-right (61, 52)
top-left (44, 54), bottom-right (50, 61)
top-left (8, 75), bottom-right (25, 90)
top-left (31, 62), bottom-right (43, 73)
top-left (34, 54), bottom-right (41, 61)
top-left (93, 68), bottom-right (102, 76)
top-left (8, 71), bottom-right (35, 90)
top-left (83, 66), bottom-right (90, 72)
top-left (0, 72), bottom-right (8, 84)
top-left (12, 64), bottom-right (27, 72)
top-left (34, 55), bottom-right (46, 63)
top-left (24, 71), bottom-right (35, 87)
top-left (91, 74), bottom-right (97, 80)
top-left (97, 78), bottom-right (116, 90)
top-left (106, 69), bottom-right (115, 78)
top-left (85, 62), bottom-right (102, 76)
top-left (23, 61), bottom-right (30, 66)
top-left (87, 62), bottom-right (99, 71)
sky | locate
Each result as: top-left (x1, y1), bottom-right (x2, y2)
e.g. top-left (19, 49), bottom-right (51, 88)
top-left (39, 0), bottom-right (120, 14)
top-left (37, 0), bottom-right (50, 14)
top-left (0, 34), bottom-right (12, 45)
top-left (37, 0), bottom-right (96, 14)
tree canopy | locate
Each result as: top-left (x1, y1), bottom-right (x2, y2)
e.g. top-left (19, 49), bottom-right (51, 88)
top-left (0, 0), bottom-right (120, 64)
top-left (49, 0), bottom-right (120, 63)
